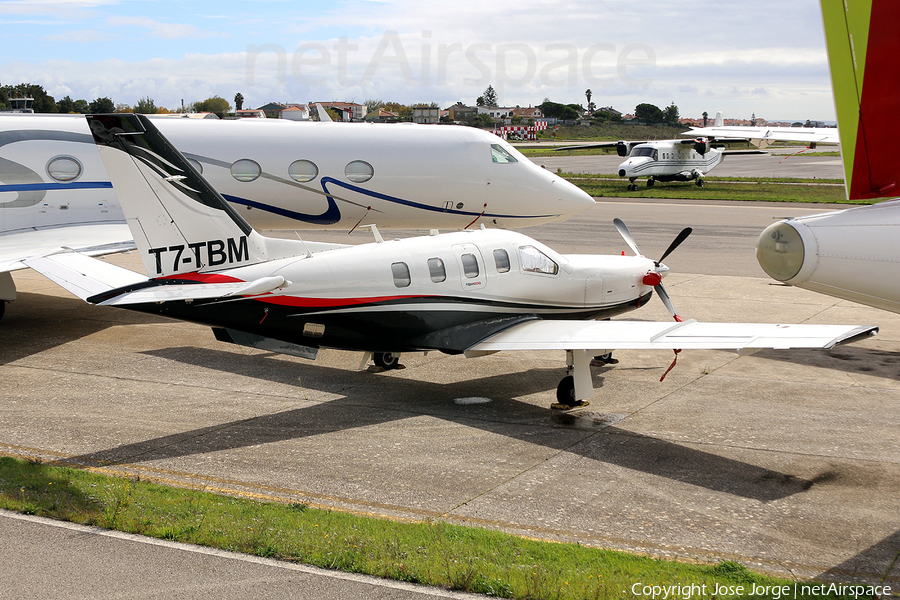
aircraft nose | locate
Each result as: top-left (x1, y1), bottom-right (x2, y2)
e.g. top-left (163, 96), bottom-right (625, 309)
top-left (618, 157), bottom-right (646, 178)
top-left (552, 175), bottom-right (595, 216)
top-left (756, 220), bottom-right (813, 282)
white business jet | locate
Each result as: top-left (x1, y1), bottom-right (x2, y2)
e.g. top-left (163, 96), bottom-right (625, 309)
top-left (0, 113), bottom-right (593, 318)
top-left (25, 114), bottom-right (875, 407)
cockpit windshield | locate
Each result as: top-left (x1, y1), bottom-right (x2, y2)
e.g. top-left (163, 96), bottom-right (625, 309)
top-left (491, 143), bottom-right (519, 163)
top-left (630, 147), bottom-right (656, 158)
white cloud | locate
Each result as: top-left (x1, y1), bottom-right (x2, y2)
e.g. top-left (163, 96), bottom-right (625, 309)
top-left (0, 0), bottom-right (837, 120)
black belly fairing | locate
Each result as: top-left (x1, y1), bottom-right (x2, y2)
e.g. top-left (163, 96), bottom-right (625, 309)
top-left (116, 290), bottom-right (654, 355)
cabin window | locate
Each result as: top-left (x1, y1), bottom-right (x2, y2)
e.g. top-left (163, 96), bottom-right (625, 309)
top-left (490, 144), bottom-right (518, 163)
top-left (289, 160), bottom-right (318, 182)
top-left (231, 159), bottom-right (261, 182)
top-left (391, 262), bottom-right (411, 287)
top-left (46, 156), bottom-right (82, 182)
top-left (461, 253), bottom-right (479, 278)
top-left (427, 257), bottom-right (446, 283)
top-left (518, 245), bottom-right (558, 275)
top-left (345, 160), bottom-right (374, 183)
top-left (493, 249), bottom-right (510, 273)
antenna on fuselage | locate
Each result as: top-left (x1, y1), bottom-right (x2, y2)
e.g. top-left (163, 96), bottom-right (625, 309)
top-left (360, 224), bottom-right (384, 243)
top-left (293, 232), bottom-right (314, 258)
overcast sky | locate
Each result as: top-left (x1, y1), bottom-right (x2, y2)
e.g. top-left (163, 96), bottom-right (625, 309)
top-left (0, 0), bottom-right (835, 121)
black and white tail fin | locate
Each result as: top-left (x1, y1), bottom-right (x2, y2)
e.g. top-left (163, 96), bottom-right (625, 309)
top-left (86, 114), bottom-right (269, 278)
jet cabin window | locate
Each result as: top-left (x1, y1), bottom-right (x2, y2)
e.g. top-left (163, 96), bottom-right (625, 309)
top-left (428, 257), bottom-right (446, 283)
top-left (461, 253), bottom-right (480, 278)
top-left (493, 249), bottom-right (510, 273)
top-left (391, 262), bottom-right (411, 288)
top-left (490, 144), bottom-right (518, 164)
top-left (518, 245), bottom-right (558, 275)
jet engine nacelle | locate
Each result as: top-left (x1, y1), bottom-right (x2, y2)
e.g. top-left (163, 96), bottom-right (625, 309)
top-left (756, 199), bottom-right (900, 313)
top-left (693, 139), bottom-right (710, 155)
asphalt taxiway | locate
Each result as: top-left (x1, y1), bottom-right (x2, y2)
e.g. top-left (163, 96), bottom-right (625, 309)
top-left (1, 199), bottom-right (898, 593)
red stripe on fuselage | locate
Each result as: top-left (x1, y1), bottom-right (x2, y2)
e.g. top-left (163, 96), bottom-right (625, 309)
top-left (850, 0), bottom-right (900, 200)
top-left (154, 272), bottom-right (244, 284)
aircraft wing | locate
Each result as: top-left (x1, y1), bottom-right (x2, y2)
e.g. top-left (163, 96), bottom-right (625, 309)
top-left (0, 223), bottom-right (135, 273)
top-left (468, 319), bottom-right (876, 354)
top-left (553, 141), bottom-right (620, 152)
top-left (684, 126), bottom-right (839, 147)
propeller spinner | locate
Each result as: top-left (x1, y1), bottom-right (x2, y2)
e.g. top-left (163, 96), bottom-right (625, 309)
top-left (613, 218), bottom-right (692, 322)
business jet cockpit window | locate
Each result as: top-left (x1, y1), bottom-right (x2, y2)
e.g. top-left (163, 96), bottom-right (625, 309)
top-left (490, 144), bottom-right (518, 164)
top-left (518, 245), bottom-right (558, 275)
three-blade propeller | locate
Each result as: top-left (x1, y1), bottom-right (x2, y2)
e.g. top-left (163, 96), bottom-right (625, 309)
top-left (613, 218), bottom-right (692, 322)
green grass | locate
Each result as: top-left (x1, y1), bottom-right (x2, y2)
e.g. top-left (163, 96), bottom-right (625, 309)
top-left (0, 455), bottom-right (881, 599)
top-left (559, 175), bottom-right (860, 204)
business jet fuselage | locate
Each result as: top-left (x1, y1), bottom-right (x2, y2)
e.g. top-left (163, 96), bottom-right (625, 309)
top-left (0, 113), bottom-right (594, 317)
top-left (0, 113), bottom-right (593, 235)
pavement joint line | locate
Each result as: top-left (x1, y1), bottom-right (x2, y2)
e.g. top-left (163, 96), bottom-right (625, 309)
top-left (1, 447), bottom-right (896, 583)
top-left (0, 509), bottom-right (485, 600)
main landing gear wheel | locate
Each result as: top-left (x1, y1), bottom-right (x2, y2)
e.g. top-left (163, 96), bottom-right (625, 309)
top-left (556, 375), bottom-right (575, 406)
top-left (646, 179), bottom-right (655, 188)
top-left (695, 178), bottom-right (705, 188)
top-left (374, 352), bottom-right (400, 370)
top-left (552, 375), bottom-right (589, 410)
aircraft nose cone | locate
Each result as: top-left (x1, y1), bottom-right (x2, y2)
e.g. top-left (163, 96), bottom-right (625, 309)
top-left (756, 221), bottom-right (808, 281)
top-left (552, 176), bottom-right (595, 216)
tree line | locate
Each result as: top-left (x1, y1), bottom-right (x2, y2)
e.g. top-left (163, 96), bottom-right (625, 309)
top-left (0, 83), bottom-right (233, 118)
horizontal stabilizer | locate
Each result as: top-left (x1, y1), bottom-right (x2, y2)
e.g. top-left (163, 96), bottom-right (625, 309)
top-left (468, 319), bottom-right (877, 353)
top-left (97, 275), bottom-right (290, 306)
top-left (25, 251), bottom-right (146, 301)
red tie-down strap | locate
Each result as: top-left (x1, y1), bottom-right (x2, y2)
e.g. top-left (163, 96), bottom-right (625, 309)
top-left (660, 314), bottom-right (684, 382)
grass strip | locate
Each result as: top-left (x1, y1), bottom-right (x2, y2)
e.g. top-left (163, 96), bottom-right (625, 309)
top-left (0, 455), bottom-right (877, 599)
top-left (559, 176), bottom-right (859, 204)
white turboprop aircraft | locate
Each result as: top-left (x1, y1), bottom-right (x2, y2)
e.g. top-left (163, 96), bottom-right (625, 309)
top-left (556, 138), bottom-right (762, 191)
top-left (0, 113), bottom-right (593, 318)
top-left (685, 111), bottom-right (839, 150)
top-left (25, 114), bottom-right (876, 407)
top-left (754, 0), bottom-right (900, 314)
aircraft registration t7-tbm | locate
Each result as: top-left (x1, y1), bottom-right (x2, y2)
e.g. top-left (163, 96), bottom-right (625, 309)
top-left (26, 114), bottom-right (875, 407)
top-left (0, 113), bottom-right (594, 317)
